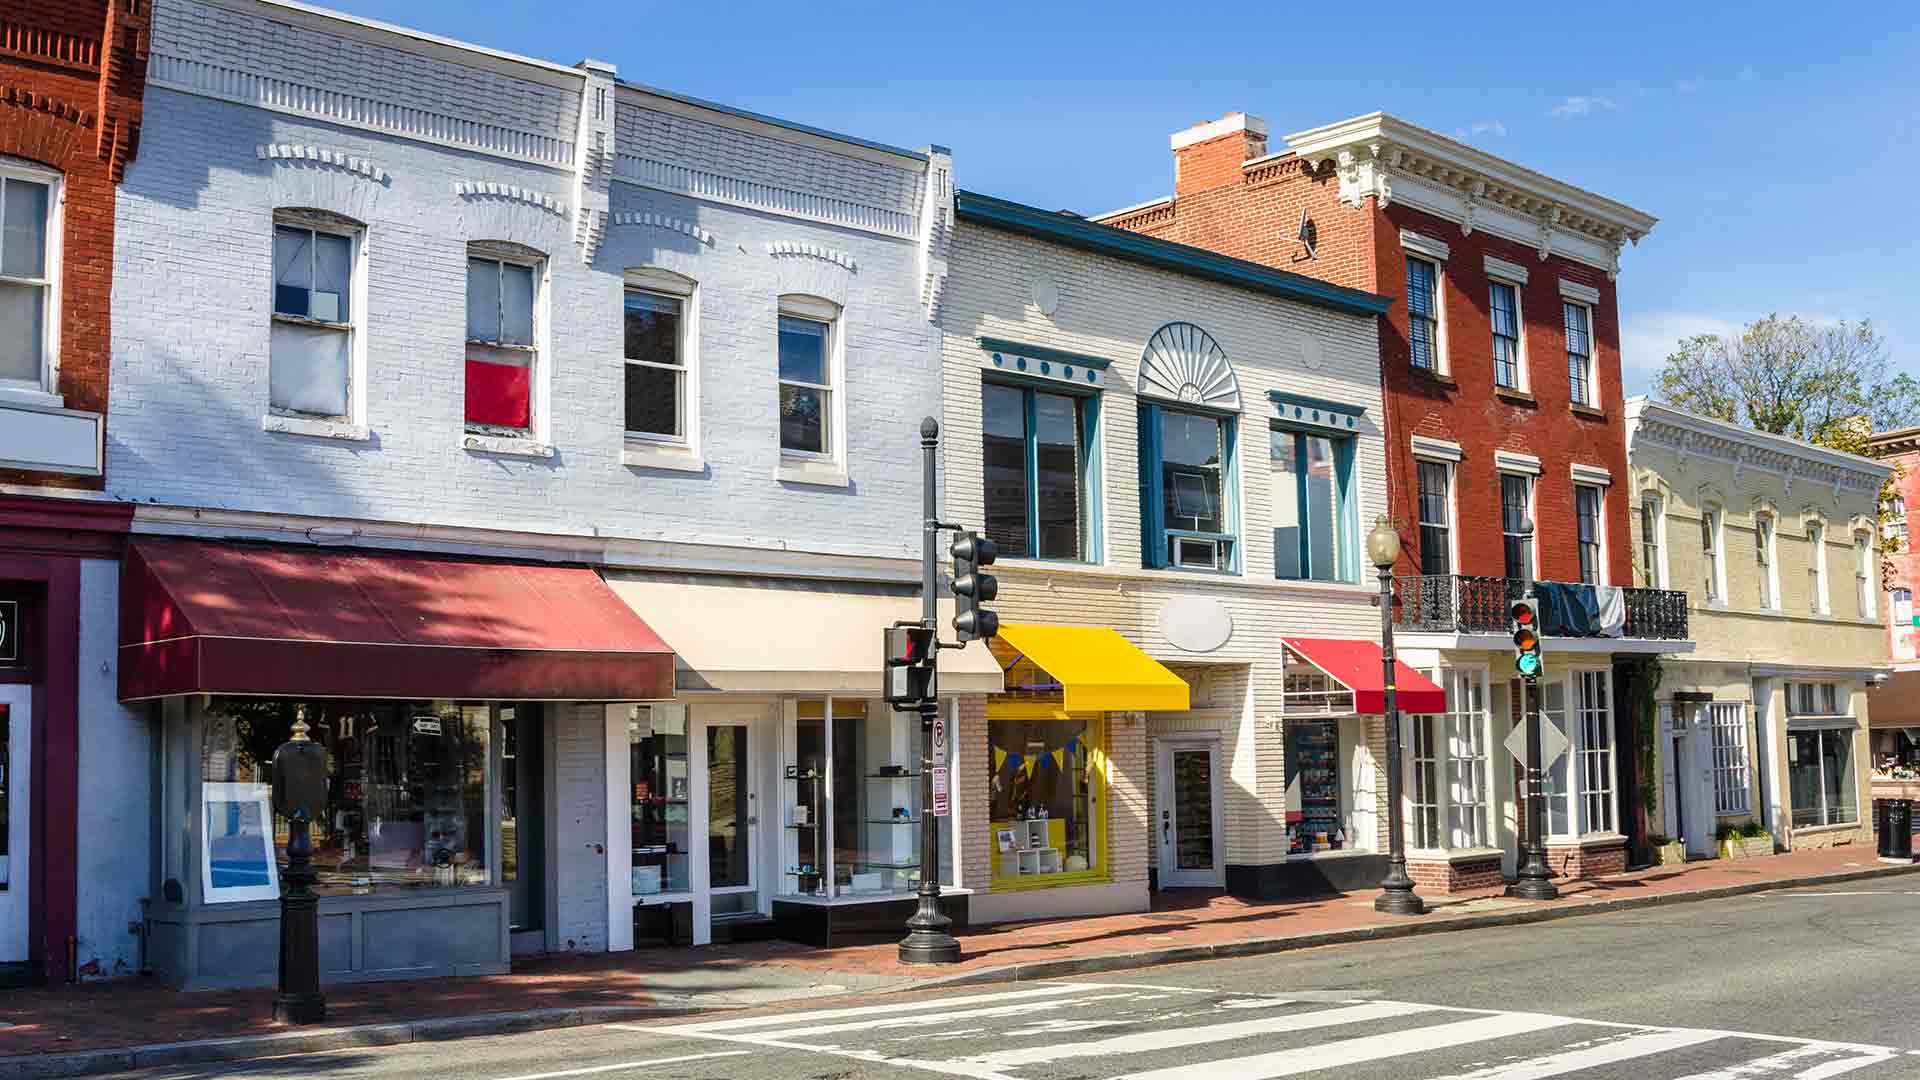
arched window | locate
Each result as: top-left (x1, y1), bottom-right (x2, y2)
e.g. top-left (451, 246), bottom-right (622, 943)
top-left (1136, 324), bottom-right (1242, 571)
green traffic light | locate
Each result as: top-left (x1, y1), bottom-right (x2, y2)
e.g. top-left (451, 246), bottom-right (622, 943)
top-left (1516, 652), bottom-right (1540, 676)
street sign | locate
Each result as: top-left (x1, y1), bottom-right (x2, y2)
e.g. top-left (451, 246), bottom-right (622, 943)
top-left (931, 766), bottom-right (950, 817)
top-left (931, 715), bottom-right (947, 762)
top-left (1503, 715), bottom-right (1570, 768)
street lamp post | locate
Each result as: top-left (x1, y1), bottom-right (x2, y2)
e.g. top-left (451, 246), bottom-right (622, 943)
top-left (1368, 517), bottom-right (1424, 916)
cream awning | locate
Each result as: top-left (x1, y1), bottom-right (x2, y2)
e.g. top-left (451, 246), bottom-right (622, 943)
top-left (604, 572), bottom-right (1004, 695)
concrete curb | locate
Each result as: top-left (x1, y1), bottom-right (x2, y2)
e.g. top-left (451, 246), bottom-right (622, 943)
top-left (6, 861), bottom-right (1914, 1077)
top-left (913, 860), bottom-right (1920, 990)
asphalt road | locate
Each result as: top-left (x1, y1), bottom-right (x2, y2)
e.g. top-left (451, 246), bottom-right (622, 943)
top-left (105, 879), bottom-right (1920, 1080)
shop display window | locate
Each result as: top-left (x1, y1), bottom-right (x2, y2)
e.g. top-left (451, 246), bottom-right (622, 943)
top-left (200, 698), bottom-right (492, 899)
top-left (988, 717), bottom-right (1104, 884)
top-left (780, 699), bottom-right (954, 899)
top-left (627, 705), bottom-right (690, 897)
top-left (1285, 720), bottom-right (1345, 854)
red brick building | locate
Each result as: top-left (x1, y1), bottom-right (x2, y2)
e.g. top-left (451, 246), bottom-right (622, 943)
top-left (1099, 113), bottom-right (1688, 890)
top-left (0, 0), bottom-right (145, 982)
top-left (1865, 427), bottom-right (1920, 755)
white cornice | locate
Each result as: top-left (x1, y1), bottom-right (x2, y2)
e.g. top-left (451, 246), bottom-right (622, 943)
top-left (1400, 230), bottom-right (1451, 262)
top-left (206, 0), bottom-right (586, 88)
top-left (1283, 112), bottom-right (1657, 278)
top-left (1411, 435), bottom-right (1464, 462)
top-left (1494, 450), bottom-right (1542, 475)
top-left (1625, 397), bottom-right (1891, 497)
top-left (1559, 278), bottom-right (1601, 305)
top-left (1484, 254), bottom-right (1529, 285)
top-left (614, 84), bottom-right (927, 171)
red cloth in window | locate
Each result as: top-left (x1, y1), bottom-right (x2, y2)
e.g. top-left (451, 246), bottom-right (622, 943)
top-left (466, 357), bottom-right (530, 429)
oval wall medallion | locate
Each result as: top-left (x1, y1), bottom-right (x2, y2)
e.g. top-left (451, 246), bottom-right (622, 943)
top-left (1031, 271), bottom-right (1060, 316)
top-left (1295, 331), bottom-right (1325, 371)
top-left (1159, 596), bottom-right (1233, 653)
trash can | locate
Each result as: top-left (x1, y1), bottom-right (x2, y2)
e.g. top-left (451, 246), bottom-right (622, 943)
top-left (1876, 800), bottom-right (1892, 858)
top-left (1891, 800), bottom-right (1915, 862)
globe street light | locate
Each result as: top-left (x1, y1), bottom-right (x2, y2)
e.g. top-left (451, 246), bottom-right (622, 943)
top-left (1368, 516), bottom-right (1424, 916)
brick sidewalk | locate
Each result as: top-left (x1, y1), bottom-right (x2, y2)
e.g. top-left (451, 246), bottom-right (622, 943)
top-left (1, 845), bottom-right (1905, 1059)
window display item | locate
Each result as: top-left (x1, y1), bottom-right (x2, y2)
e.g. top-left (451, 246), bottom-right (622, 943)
top-left (1285, 720), bottom-right (1344, 855)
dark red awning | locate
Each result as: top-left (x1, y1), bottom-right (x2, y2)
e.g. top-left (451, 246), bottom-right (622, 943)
top-left (1282, 637), bottom-right (1447, 714)
top-left (118, 538), bottom-right (673, 702)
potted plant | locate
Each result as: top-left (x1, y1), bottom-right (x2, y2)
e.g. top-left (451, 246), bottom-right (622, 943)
top-left (1645, 833), bottom-right (1686, 866)
top-left (1718, 820), bottom-right (1775, 860)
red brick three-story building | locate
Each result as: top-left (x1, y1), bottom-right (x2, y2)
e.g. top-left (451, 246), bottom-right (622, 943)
top-left (1099, 112), bottom-right (1691, 889)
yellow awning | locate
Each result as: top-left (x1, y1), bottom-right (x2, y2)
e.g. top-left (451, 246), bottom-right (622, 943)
top-left (997, 623), bottom-right (1189, 713)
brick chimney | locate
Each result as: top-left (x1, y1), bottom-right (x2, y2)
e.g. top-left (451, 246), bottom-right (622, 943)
top-left (1172, 112), bottom-right (1269, 197)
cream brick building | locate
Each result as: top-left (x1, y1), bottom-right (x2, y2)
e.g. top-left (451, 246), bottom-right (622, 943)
top-left (1626, 399), bottom-right (1889, 858)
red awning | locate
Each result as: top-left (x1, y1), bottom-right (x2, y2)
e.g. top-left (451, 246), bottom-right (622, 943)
top-left (119, 538), bottom-right (674, 702)
top-left (1282, 637), bottom-right (1447, 714)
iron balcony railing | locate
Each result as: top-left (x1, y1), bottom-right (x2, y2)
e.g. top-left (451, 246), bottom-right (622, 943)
top-left (1392, 575), bottom-right (1690, 641)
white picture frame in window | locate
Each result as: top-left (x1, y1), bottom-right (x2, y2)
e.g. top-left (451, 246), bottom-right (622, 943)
top-left (774, 293), bottom-right (847, 485)
top-left (622, 267), bottom-right (702, 471)
top-left (0, 159), bottom-right (64, 407)
top-left (267, 209), bottom-right (368, 433)
top-left (201, 782), bottom-right (280, 904)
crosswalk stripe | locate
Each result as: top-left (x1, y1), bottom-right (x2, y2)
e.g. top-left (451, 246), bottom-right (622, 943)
top-left (753, 991), bottom-right (1149, 1040)
top-left (1665, 1043), bottom-right (1901, 1079)
top-left (1110, 1010), bottom-right (1573, 1080)
top-left (655, 983), bottom-right (1091, 1033)
top-left (958, 1000), bottom-right (1436, 1069)
top-left (1425, 1027), bottom-right (1725, 1078)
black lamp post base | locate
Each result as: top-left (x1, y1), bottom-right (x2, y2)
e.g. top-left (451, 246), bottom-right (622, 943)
top-left (273, 993), bottom-right (326, 1025)
top-left (1507, 873), bottom-right (1560, 901)
top-left (898, 899), bottom-right (961, 964)
top-left (1374, 887), bottom-right (1425, 915)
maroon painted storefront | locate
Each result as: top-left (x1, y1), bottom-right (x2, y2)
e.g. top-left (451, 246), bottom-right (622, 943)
top-left (0, 495), bottom-right (133, 982)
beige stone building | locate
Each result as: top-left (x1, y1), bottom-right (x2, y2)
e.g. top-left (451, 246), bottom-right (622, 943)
top-left (1626, 399), bottom-right (1889, 858)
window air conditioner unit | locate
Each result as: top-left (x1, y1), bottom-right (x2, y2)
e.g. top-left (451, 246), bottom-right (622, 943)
top-left (1173, 537), bottom-right (1219, 569)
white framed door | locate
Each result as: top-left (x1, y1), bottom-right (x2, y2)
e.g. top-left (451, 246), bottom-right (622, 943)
top-left (1662, 703), bottom-right (1716, 859)
top-left (0, 685), bottom-right (28, 963)
top-left (1154, 740), bottom-right (1224, 888)
top-left (689, 702), bottom-right (769, 945)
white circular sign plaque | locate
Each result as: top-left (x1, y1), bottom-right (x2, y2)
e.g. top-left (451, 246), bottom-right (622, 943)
top-left (1031, 272), bottom-right (1059, 316)
top-left (1158, 596), bottom-right (1233, 653)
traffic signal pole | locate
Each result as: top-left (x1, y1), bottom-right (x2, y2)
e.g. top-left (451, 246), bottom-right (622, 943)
top-left (900, 417), bottom-right (961, 964)
top-left (1507, 593), bottom-right (1558, 901)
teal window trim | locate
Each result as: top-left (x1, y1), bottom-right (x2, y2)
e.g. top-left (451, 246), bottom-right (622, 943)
top-left (978, 337), bottom-right (1114, 371)
top-left (1268, 390), bottom-right (1367, 435)
top-left (984, 376), bottom-right (1099, 563)
top-left (1270, 426), bottom-right (1359, 584)
top-left (1139, 402), bottom-right (1240, 573)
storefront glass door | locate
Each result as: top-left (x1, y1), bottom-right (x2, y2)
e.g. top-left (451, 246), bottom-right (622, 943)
top-left (0, 687), bottom-right (27, 962)
top-left (1156, 741), bottom-right (1222, 888)
top-left (705, 721), bottom-right (758, 918)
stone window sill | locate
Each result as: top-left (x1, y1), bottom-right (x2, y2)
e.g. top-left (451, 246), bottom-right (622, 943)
top-left (0, 386), bottom-right (64, 411)
top-left (463, 432), bottom-right (554, 459)
top-left (1494, 386), bottom-right (1537, 406)
top-left (262, 414), bottom-right (370, 442)
top-left (774, 455), bottom-right (849, 488)
top-left (622, 440), bottom-right (704, 473)
top-left (1410, 367), bottom-right (1458, 390)
top-left (1570, 402), bottom-right (1606, 420)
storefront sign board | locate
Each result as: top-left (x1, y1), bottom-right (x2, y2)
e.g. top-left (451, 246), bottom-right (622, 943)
top-left (931, 766), bottom-right (950, 817)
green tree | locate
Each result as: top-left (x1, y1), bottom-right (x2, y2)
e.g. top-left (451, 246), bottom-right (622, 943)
top-left (1656, 315), bottom-right (1920, 442)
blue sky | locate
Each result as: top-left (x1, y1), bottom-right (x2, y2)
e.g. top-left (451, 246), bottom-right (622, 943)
top-left (322, 0), bottom-right (1917, 395)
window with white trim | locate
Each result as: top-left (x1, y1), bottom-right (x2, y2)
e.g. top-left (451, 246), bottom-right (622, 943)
top-left (1855, 530), bottom-right (1875, 620)
top-left (1702, 507), bottom-right (1724, 602)
top-left (1707, 701), bottom-right (1751, 815)
top-left (466, 244), bottom-right (544, 437)
top-left (1406, 256), bottom-right (1442, 372)
top-left (1755, 511), bottom-right (1778, 610)
top-left (0, 160), bottom-right (57, 395)
top-left (1490, 280), bottom-right (1523, 389)
top-left (1575, 483), bottom-right (1604, 585)
top-left (1787, 681), bottom-right (1842, 718)
top-left (1538, 671), bottom-right (1616, 837)
top-left (1807, 520), bottom-right (1829, 614)
top-left (1788, 726), bottom-right (1857, 828)
top-left (1886, 495), bottom-right (1908, 551)
top-left (1409, 669), bottom-right (1491, 851)
top-left (1417, 460), bottom-right (1452, 575)
top-left (623, 270), bottom-right (695, 443)
top-left (1638, 494), bottom-right (1665, 588)
top-left (270, 211), bottom-right (360, 419)
top-left (1501, 473), bottom-right (1534, 581)
top-left (777, 295), bottom-right (839, 457)
top-left (1563, 301), bottom-right (1594, 406)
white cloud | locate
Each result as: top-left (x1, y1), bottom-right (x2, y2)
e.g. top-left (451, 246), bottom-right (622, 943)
top-left (1620, 311), bottom-right (1743, 396)
top-left (1676, 76), bottom-right (1706, 94)
top-left (1453, 119), bottom-right (1507, 139)
top-left (1548, 95), bottom-right (1620, 118)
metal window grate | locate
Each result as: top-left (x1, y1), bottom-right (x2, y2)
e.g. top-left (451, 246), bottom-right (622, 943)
top-left (1708, 702), bottom-right (1751, 815)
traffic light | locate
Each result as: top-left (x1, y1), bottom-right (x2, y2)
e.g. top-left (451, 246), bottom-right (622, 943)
top-left (1511, 594), bottom-right (1544, 679)
top-left (883, 624), bottom-right (936, 706)
top-left (951, 530), bottom-right (1000, 643)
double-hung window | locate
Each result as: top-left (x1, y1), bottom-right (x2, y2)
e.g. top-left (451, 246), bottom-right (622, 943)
top-left (1408, 669), bottom-right (1492, 852)
top-left (1406, 257), bottom-right (1441, 372)
top-left (1638, 495), bottom-right (1665, 588)
top-left (1417, 460), bottom-right (1452, 575)
top-left (1501, 473), bottom-right (1534, 581)
top-left (1575, 483), bottom-right (1604, 585)
top-left (1140, 405), bottom-right (1236, 571)
top-left (0, 164), bottom-right (56, 394)
top-left (778, 297), bottom-right (839, 457)
top-left (1539, 672), bottom-right (1616, 837)
top-left (623, 270), bottom-right (695, 444)
top-left (1271, 427), bottom-right (1356, 583)
top-left (466, 246), bottom-right (542, 436)
top-left (1807, 521), bottom-right (1829, 614)
top-left (981, 381), bottom-right (1095, 561)
top-left (1856, 531), bottom-right (1876, 620)
top-left (1887, 496), bottom-right (1908, 550)
top-left (1489, 281), bottom-right (1522, 389)
top-left (1703, 508), bottom-right (1723, 602)
top-left (1564, 301), bottom-right (1594, 406)
top-left (1756, 512), bottom-right (1778, 609)
top-left (271, 214), bottom-right (358, 419)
